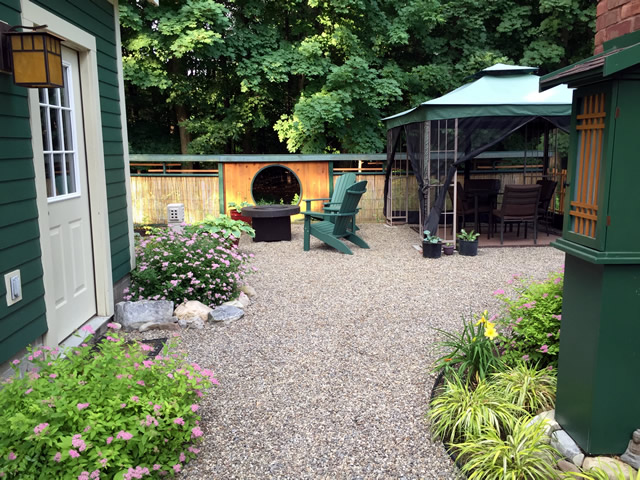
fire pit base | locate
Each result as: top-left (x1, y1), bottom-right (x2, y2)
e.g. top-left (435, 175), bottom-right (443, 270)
top-left (241, 205), bottom-right (300, 242)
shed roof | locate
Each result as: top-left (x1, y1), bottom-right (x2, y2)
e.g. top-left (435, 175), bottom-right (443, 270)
top-left (541, 30), bottom-right (640, 90)
top-left (383, 64), bottom-right (572, 130)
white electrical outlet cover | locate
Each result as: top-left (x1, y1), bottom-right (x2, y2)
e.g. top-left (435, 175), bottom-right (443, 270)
top-left (4, 269), bottom-right (22, 306)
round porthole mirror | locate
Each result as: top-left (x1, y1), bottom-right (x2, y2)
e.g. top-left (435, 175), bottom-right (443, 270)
top-left (251, 165), bottom-right (301, 205)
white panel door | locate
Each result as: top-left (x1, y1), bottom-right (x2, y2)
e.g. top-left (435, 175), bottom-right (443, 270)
top-left (40, 46), bottom-right (96, 342)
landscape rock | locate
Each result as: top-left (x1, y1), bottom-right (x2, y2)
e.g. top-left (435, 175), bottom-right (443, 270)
top-left (174, 300), bottom-right (213, 322)
top-left (558, 459), bottom-right (582, 474)
top-left (527, 409), bottom-right (561, 441)
top-left (551, 430), bottom-right (585, 467)
top-left (209, 305), bottom-right (244, 324)
top-left (223, 299), bottom-right (246, 309)
top-left (138, 321), bottom-right (181, 333)
top-left (621, 429), bottom-right (640, 469)
top-left (582, 456), bottom-right (638, 480)
top-left (115, 300), bottom-right (174, 331)
top-left (178, 317), bottom-right (205, 330)
top-left (237, 292), bottom-right (251, 308)
top-left (240, 284), bottom-right (257, 298)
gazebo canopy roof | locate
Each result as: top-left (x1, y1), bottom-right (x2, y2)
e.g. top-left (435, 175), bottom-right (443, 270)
top-left (383, 63), bottom-right (572, 130)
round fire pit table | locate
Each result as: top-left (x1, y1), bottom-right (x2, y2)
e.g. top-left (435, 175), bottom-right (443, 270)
top-left (241, 205), bottom-right (300, 242)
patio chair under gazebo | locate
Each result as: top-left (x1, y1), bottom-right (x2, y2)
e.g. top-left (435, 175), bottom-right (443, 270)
top-left (382, 64), bottom-right (573, 243)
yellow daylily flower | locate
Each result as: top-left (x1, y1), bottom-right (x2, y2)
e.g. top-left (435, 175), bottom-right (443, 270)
top-left (475, 316), bottom-right (486, 326)
top-left (484, 326), bottom-right (498, 340)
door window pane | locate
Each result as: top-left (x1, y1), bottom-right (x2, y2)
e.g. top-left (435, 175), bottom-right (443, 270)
top-left (39, 63), bottom-right (79, 199)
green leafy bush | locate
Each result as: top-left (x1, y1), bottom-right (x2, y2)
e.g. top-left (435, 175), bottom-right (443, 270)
top-left (185, 215), bottom-right (255, 241)
top-left (433, 311), bottom-right (502, 385)
top-left (494, 271), bottom-right (564, 368)
top-left (427, 377), bottom-right (524, 444)
top-left (126, 227), bottom-right (253, 307)
top-left (0, 326), bottom-right (216, 479)
top-left (450, 416), bottom-right (560, 480)
top-left (491, 362), bottom-right (557, 415)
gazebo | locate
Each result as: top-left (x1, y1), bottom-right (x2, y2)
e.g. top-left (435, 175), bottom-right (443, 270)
top-left (382, 64), bottom-right (573, 241)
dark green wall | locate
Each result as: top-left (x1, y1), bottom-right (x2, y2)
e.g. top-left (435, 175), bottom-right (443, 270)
top-left (0, 0), bottom-right (48, 363)
top-left (32, 0), bottom-right (131, 282)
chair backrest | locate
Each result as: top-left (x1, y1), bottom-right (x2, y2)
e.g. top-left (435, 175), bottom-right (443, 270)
top-left (333, 180), bottom-right (367, 234)
top-left (499, 184), bottom-right (542, 218)
top-left (536, 179), bottom-right (557, 211)
top-left (448, 182), bottom-right (471, 213)
top-left (465, 178), bottom-right (501, 195)
top-left (331, 172), bottom-right (357, 204)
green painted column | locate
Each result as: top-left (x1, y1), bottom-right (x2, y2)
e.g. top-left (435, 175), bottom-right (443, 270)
top-left (554, 244), bottom-right (640, 454)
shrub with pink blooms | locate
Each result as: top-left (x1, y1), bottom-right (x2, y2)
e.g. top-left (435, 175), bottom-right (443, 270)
top-left (494, 270), bottom-right (564, 368)
top-left (0, 326), bottom-right (217, 479)
top-left (126, 226), bottom-right (254, 307)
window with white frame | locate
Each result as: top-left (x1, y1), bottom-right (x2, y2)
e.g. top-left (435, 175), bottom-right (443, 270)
top-left (39, 63), bottom-right (79, 199)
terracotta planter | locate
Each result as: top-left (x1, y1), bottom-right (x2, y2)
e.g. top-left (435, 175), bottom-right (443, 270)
top-left (229, 209), bottom-right (252, 226)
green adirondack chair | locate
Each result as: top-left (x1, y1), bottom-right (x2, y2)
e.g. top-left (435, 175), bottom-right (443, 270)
top-left (303, 180), bottom-right (369, 255)
top-left (303, 172), bottom-right (356, 224)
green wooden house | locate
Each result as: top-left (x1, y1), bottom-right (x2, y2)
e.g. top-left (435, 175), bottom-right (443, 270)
top-left (0, 0), bottom-right (137, 365)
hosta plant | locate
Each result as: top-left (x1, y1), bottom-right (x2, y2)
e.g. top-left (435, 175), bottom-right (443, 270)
top-left (450, 415), bottom-right (560, 480)
top-left (427, 376), bottom-right (525, 444)
top-left (0, 325), bottom-right (216, 479)
top-left (491, 362), bottom-right (557, 415)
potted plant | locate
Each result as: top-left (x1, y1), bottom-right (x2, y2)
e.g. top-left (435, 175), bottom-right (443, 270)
top-left (423, 230), bottom-right (443, 258)
top-left (457, 229), bottom-right (480, 256)
top-left (228, 201), bottom-right (253, 225)
top-left (443, 242), bottom-right (455, 255)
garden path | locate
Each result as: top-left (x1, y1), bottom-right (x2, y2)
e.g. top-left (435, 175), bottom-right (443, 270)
top-left (135, 223), bottom-right (565, 479)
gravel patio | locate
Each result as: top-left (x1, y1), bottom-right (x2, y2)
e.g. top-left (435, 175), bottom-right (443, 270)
top-left (132, 223), bottom-right (565, 479)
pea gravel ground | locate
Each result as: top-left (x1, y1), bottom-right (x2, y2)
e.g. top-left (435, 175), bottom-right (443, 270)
top-left (132, 223), bottom-right (565, 479)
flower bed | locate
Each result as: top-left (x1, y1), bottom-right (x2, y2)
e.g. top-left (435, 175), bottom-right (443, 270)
top-left (0, 325), bottom-right (216, 478)
top-left (126, 226), bottom-right (254, 307)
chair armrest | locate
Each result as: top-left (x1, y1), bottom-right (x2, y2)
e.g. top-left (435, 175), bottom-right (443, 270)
top-left (303, 210), bottom-right (358, 219)
top-left (304, 197), bottom-right (331, 209)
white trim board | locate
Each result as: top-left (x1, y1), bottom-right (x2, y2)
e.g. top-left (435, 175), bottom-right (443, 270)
top-left (22, 0), bottom-right (115, 346)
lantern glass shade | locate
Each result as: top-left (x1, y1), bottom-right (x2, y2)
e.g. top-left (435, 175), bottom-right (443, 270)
top-left (9, 30), bottom-right (63, 88)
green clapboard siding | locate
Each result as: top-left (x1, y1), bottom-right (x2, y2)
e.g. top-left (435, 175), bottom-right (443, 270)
top-left (0, 0), bottom-right (48, 363)
top-left (33, 0), bottom-right (131, 282)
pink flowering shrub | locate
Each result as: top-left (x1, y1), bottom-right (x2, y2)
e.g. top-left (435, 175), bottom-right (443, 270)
top-left (126, 227), bottom-right (254, 307)
top-left (0, 326), bottom-right (216, 478)
top-left (494, 270), bottom-right (564, 368)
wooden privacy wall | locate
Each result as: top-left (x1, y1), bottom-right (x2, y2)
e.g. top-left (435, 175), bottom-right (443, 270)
top-left (224, 162), bottom-right (329, 222)
top-left (131, 176), bottom-right (220, 225)
top-left (354, 174), bottom-right (387, 222)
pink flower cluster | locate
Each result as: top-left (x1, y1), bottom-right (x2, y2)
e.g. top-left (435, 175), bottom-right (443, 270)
top-left (116, 430), bottom-right (133, 441)
top-left (123, 466), bottom-right (150, 480)
top-left (34, 422), bottom-right (49, 435)
top-left (77, 402), bottom-right (90, 410)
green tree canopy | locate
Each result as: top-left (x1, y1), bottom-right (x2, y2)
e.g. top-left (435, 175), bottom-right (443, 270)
top-left (120, 0), bottom-right (595, 154)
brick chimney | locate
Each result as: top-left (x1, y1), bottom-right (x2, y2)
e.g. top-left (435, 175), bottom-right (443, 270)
top-left (595, 0), bottom-right (640, 53)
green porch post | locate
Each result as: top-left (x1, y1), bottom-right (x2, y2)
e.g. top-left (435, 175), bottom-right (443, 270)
top-left (542, 31), bottom-right (640, 455)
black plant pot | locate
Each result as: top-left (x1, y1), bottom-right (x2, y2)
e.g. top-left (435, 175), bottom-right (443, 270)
top-left (443, 244), bottom-right (455, 256)
top-left (458, 239), bottom-right (478, 256)
top-left (423, 241), bottom-right (442, 258)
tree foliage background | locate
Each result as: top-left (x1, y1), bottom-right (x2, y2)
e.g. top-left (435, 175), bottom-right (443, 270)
top-left (120, 0), bottom-right (595, 154)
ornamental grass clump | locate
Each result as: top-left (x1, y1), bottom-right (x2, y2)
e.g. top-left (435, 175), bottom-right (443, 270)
top-left (0, 325), bottom-right (216, 479)
top-left (428, 377), bottom-right (525, 444)
top-left (126, 227), bottom-right (254, 307)
top-left (450, 416), bottom-right (560, 480)
top-left (491, 362), bottom-right (557, 415)
top-left (494, 270), bottom-right (564, 368)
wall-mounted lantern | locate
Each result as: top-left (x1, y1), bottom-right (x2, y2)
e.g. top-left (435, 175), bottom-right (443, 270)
top-left (0, 22), bottom-right (64, 88)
